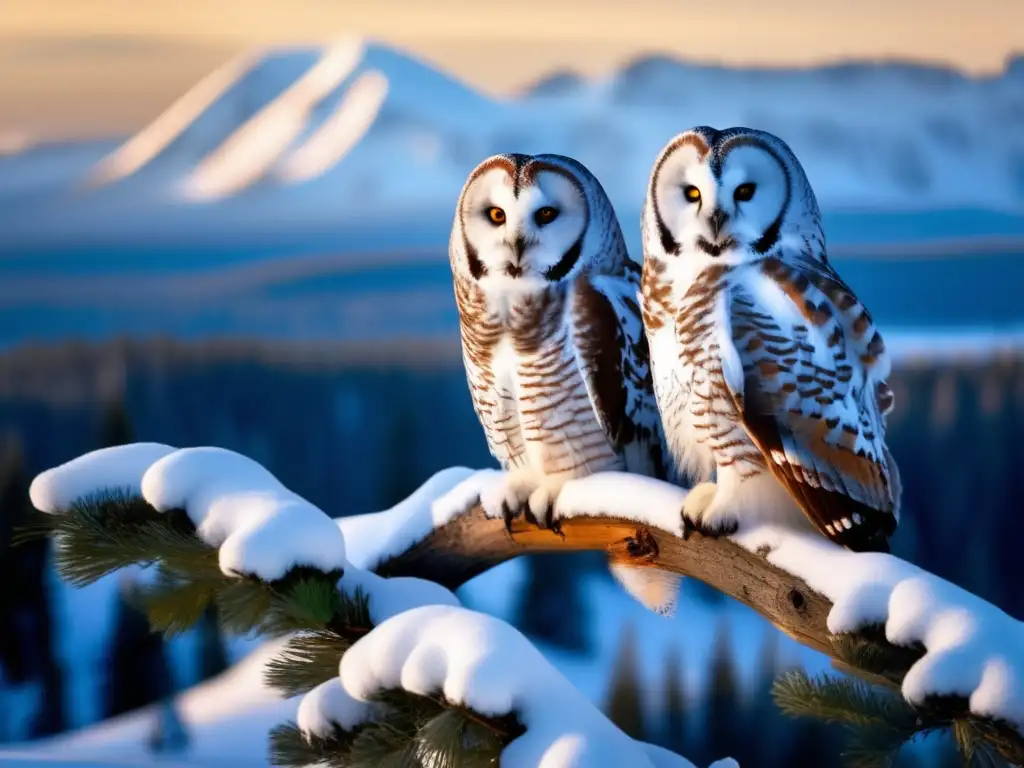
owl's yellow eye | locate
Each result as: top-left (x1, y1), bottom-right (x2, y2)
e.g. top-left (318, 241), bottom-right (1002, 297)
top-left (734, 183), bottom-right (756, 202)
top-left (487, 206), bottom-right (506, 225)
top-left (534, 206), bottom-right (559, 226)
top-left (683, 185), bottom-right (701, 203)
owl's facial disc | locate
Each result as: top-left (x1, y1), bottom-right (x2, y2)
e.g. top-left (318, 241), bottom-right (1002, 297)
top-left (713, 145), bottom-right (789, 254)
top-left (653, 137), bottom-right (790, 260)
top-left (462, 166), bottom-right (587, 288)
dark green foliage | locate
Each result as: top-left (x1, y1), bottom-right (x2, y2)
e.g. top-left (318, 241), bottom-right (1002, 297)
top-left (773, 669), bottom-right (1017, 768)
top-left (27, 488), bottom-right (525, 765)
top-left (269, 690), bottom-right (516, 768)
top-left (264, 630), bottom-right (352, 698)
top-left (15, 491), bottom-right (204, 588)
top-left (604, 624), bottom-right (647, 742)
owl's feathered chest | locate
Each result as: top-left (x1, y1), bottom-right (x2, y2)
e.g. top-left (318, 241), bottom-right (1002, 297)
top-left (453, 274), bottom-right (626, 475)
top-left (643, 259), bottom-right (760, 480)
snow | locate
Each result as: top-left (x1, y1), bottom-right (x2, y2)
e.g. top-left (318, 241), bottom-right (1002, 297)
top-left (337, 467), bottom-right (500, 570)
top-left (29, 443), bottom-right (177, 513)
top-left (27, 438), bottom-right (1024, 759)
top-left (296, 678), bottom-right (373, 738)
top-left (88, 52), bottom-right (256, 188)
top-left (339, 604), bottom-right (731, 768)
top-left (31, 444), bottom-right (347, 581)
top-left (340, 568), bottom-right (460, 624)
top-left (554, 472), bottom-right (688, 531)
top-left (733, 525), bottom-right (1024, 731)
top-left (183, 41), bottom-right (366, 201)
top-left (277, 69), bottom-right (390, 184)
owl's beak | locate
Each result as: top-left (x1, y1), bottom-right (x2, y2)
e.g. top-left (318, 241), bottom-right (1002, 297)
top-left (511, 234), bottom-right (528, 263)
top-left (708, 208), bottom-right (729, 240)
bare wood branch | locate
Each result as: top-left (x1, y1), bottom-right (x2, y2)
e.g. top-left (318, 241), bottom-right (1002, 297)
top-left (375, 505), bottom-right (1024, 765)
top-left (376, 506), bottom-right (833, 657)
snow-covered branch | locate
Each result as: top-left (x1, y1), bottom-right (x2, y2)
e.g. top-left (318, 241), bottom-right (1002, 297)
top-left (26, 444), bottom-right (1024, 763)
top-left (26, 445), bottom-right (736, 768)
top-left (344, 469), bottom-right (1024, 762)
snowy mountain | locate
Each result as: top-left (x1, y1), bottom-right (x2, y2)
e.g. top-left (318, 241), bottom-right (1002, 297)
top-left (1, 40), bottom-right (1023, 247)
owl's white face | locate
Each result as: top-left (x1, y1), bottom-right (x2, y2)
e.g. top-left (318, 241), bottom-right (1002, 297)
top-left (455, 156), bottom-right (589, 293)
top-left (648, 128), bottom-right (798, 265)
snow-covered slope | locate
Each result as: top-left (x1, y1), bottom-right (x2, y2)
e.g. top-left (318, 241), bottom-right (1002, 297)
top-left (81, 48), bottom-right (1024, 212)
top-left (86, 37), bottom-right (501, 210)
top-left (2, 42), bottom-right (1022, 246)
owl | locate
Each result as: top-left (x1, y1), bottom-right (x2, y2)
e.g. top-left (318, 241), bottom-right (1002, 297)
top-left (450, 152), bottom-right (679, 612)
top-left (639, 126), bottom-right (901, 551)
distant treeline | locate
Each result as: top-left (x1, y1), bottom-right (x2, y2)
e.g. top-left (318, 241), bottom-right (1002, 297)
top-left (0, 336), bottom-right (1021, 753)
top-left (0, 336), bottom-right (1020, 614)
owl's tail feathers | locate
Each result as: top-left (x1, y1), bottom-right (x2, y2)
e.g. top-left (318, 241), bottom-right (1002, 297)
top-left (608, 561), bottom-right (682, 616)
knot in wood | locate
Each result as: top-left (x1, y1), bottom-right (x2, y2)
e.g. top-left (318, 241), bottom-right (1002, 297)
top-left (624, 528), bottom-right (659, 562)
top-left (787, 587), bottom-right (807, 614)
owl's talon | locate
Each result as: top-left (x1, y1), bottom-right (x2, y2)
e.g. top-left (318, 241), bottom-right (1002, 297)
top-left (547, 508), bottom-right (564, 539)
top-left (502, 501), bottom-right (517, 535)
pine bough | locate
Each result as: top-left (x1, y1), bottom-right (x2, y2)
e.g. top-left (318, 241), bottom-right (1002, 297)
top-left (21, 442), bottom-right (1024, 766)
top-left (21, 444), bottom-right (735, 768)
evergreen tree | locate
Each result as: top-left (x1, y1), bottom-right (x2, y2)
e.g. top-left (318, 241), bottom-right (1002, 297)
top-left (781, 719), bottom-right (842, 768)
top-left (604, 624), bottom-right (647, 742)
top-left (195, 605), bottom-right (229, 683)
top-left (98, 394), bottom-right (176, 719)
top-left (103, 581), bottom-right (173, 719)
top-left (744, 628), bottom-right (782, 765)
top-left (661, 644), bottom-right (688, 757)
top-left (147, 697), bottom-right (188, 754)
top-left (514, 554), bottom-right (589, 652)
top-left (0, 436), bottom-right (65, 738)
top-left (702, 620), bottom-right (743, 766)
top-left (376, 398), bottom-right (420, 510)
top-left (100, 396), bottom-right (133, 448)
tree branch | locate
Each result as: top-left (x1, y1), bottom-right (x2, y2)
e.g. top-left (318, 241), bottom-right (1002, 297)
top-left (376, 507), bottom-right (833, 657)
top-left (375, 505), bottom-right (1024, 765)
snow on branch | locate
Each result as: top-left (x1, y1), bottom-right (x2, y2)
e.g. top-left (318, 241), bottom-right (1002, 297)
top-left (296, 604), bottom-right (737, 768)
top-left (354, 470), bottom-right (1024, 762)
top-left (25, 445), bottom-right (731, 768)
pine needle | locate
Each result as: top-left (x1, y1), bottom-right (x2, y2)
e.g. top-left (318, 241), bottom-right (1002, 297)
top-left (264, 630), bottom-right (351, 697)
top-left (773, 670), bottom-right (918, 731)
top-left (841, 723), bottom-right (908, 768)
top-left (415, 709), bottom-right (502, 768)
top-left (269, 722), bottom-right (353, 768)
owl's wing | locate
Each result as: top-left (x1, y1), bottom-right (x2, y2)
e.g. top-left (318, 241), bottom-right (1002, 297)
top-left (721, 257), bottom-right (898, 551)
top-left (574, 270), bottom-right (670, 480)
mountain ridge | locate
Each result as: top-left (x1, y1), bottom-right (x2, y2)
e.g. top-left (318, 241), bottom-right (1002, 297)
top-left (1, 38), bottom-right (1022, 247)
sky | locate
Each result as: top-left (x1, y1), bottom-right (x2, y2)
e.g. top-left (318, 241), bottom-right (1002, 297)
top-left (2, 0), bottom-right (1022, 140)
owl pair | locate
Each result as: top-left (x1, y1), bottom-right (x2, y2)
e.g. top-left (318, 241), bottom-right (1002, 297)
top-left (448, 128), bottom-right (901, 614)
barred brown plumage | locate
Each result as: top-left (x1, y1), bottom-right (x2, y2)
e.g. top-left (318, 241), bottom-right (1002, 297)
top-left (449, 152), bottom-right (678, 614)
top-left (641, 126), bottom-right (901, 553)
